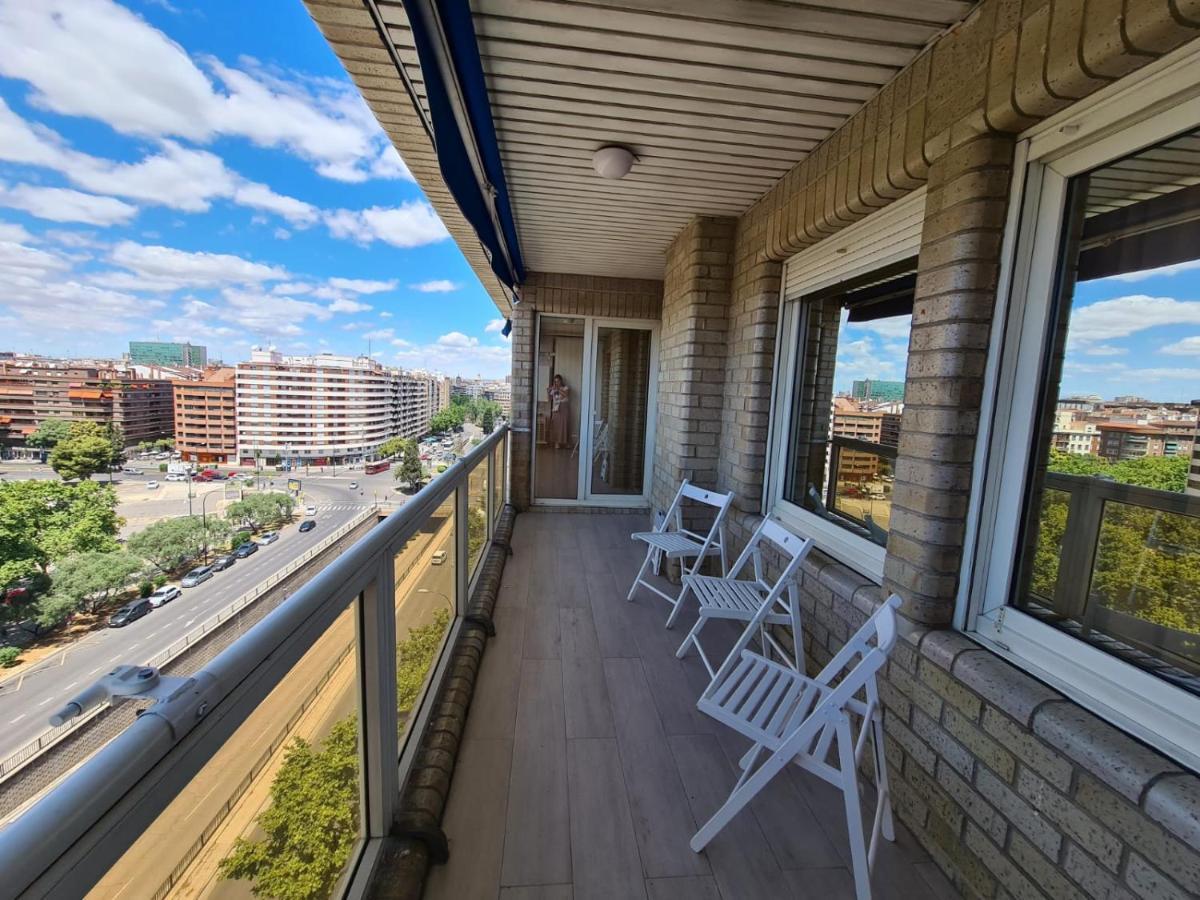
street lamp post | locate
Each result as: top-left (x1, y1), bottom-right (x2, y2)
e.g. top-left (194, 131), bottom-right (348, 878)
top-left (200, 488), bottom-right (219, 564)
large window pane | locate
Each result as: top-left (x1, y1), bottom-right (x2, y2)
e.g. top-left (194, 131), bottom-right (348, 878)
top-left (782, 262), bottom-right (913, 546)
top-left (394, 493), bottom-right (455, 751)
top-left (91, 603), bottom-right (363, 900)
top-left (467, 455), bottom-right (489, 575)
top-left (1015, 126), bottom-right (1200, 691)
top-left (590, 326), bottom-right (652, 496)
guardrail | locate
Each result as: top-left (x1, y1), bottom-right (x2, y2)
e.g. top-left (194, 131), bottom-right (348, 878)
top-left (0, 507), bottom-right (377, 784)
top-left (0, 425), bottom-right (509, 898)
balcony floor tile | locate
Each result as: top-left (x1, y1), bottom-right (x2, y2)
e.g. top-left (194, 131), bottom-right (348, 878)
top-left (425, 511), bottom-right (954, 900)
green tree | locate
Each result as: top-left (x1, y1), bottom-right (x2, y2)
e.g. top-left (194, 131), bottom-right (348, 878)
top-left (48, 551), bottom-right (142, 614)
top-left (226, 492), bottom-right (295, 531)
top-left (393, 440), bottom-right (424, 491)
top-left (427, 407), bottom-right (462, 435)
top-left (33, 593), bottom-right (79, 631)
top-left (49, 422), bottom-right (121, 481)
top-left (220, 610), bottom-right (452, 899)
top-left (127, 516), bottom-right (229, 574)
top-left (219, 717), bottom-right (360, 900)
top-left (0, 480), bottom-right (120, 587)
top-left (480, 406), bottom-right (495, 435)
top-left (376, 437), bottom-right (407, 459)
top-left (26, 418), bottom-right (74, 450)
top-left (1046, 450), bottom-right (1189, 492)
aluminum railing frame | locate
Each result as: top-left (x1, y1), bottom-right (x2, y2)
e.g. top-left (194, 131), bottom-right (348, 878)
top-left (0, 425), bottom-right (510, 900)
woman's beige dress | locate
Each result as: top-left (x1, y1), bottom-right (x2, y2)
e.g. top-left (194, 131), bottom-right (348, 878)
top-left (547, 385), bottom-right (570, 446)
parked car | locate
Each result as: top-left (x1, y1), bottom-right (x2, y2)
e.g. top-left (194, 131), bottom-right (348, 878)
top-left (121, 467), bottom-right (140, 475)
top-left (145, 480), bottom-right (159, 490)
top-left (431, 550), bottom-right (448, 566)
top-left (211, 554), bottom-right (236, 571)
top-left (258, 531), bottom-right (280, 545)
top-left (165, 472), bottom-right (187, 482)
top-left (305, 504), bottom-right (317, 516)
top-left (234, 542), bottom-right (259, 558)
top-left (109, 599), bottom-right (152, 627)
top-left (348, 481), bottom-right (358, 490)
top-left (299, 519), bottom-right (316, 533)
top-left (181, 566), bottom-right (214, 587)
top-left (148, 585), bottom-right (181, 608)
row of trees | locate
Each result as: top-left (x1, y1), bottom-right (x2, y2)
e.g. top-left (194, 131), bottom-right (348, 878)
top-left (220, 608), bottom-right (452, 899)
top-left (1, 482), bottom-right (300, 638)
top-left (1030, 451), bottom-right (1199, 638)
top-left (28, 420), bottom-right (127, 482)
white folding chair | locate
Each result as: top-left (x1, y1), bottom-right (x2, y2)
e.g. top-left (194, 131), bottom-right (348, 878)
top-left (674, 517), bottom-right (813, 678)
top-left (691, 594), bottom-right (903, 900)
top-left (627, 480), bottom-right (733, 624)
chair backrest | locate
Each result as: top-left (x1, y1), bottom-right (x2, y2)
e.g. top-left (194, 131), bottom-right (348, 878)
top-left (814, 594), bottom-right (902, 699)
top-left (726, 515), bottom-right (810, 582)
top-left (658, 479), bottom-right (734, 539)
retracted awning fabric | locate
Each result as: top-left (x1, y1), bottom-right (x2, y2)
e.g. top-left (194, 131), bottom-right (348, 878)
top-left (404, 0), bottom-right (525, 293)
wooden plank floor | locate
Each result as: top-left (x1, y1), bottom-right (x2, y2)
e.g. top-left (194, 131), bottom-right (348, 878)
top-left (424, 511), bottom-right (960, 900)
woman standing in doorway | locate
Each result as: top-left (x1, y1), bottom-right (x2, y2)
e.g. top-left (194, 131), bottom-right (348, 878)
top-left (547, 373), bottom-right (570, 449)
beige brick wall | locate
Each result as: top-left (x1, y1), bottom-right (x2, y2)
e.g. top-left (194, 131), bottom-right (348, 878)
top-left (652, 217), bottom-right (735, 515)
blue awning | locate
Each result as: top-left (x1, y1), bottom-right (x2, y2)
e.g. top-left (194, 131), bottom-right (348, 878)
top-left (404, 0), bottom-right (525, 295)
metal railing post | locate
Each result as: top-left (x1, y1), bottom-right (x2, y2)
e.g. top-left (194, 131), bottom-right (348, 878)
top-left (456, 478), bottom-right (470, 616)
top-left (358, 558), bottom-right (399, 841)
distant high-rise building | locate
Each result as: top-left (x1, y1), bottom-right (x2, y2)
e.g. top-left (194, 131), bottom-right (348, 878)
top-left (173, 368), bottom-right (237, 464)
top-left (129, 341), bottom-right (208, 368)
top-left (851, 379), bottom-right (905, 403)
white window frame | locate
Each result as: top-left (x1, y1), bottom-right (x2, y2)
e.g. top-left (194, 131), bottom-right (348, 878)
top-left (962, 42), bottom-right (1200, 772)
top-left (765, 189), bottom-right (926, 582)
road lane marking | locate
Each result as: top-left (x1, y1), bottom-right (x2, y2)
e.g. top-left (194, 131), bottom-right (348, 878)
top-left (36, 697), bottom-right (53, 707)
top-left (10, 714), bottom-right (25, 723)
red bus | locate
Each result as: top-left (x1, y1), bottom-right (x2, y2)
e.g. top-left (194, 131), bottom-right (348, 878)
top-left (364, 460), bottom-right (391, 475)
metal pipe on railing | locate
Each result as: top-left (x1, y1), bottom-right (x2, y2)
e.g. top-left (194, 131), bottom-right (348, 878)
top-left (0, 426), bottom-right (509, 898)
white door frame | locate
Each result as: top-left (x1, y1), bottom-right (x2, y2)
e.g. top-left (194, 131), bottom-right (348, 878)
top-left (532, 312), bottom-right (659, 507)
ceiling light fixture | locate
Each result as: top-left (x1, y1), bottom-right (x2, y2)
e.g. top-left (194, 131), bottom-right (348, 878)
top-left (593, 145), bottom-right (636, 179)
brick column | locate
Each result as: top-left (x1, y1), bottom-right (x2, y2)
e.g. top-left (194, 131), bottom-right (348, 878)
top-left (883, 133), bottom-right (1016, 625)
top-left (508, 304), bottom-right (536, 510)
top-left (652, 217), bottom-right (734, 513)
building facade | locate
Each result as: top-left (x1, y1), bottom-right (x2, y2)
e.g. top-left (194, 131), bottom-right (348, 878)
top-left (0, 357), bottom-right (173, 454)
top-left (173, 368), bottom-right (237, 464)
top-left (851, 378), bottom-right (905, 404)
top-left (128, 341), bottom-right (207, 368)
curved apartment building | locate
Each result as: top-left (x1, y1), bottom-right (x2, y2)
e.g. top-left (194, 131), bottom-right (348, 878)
top-left (236, 349), bottom-right (393, 466)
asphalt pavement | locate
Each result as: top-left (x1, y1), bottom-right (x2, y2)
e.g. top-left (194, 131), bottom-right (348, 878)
top-left (0, 476), bottom-right (385, 760)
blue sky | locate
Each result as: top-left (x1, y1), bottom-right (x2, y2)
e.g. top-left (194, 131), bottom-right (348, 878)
top-left (0, 0), bottom-right (511, 377)
top-left (835, 262), bottom-right (1200, 404)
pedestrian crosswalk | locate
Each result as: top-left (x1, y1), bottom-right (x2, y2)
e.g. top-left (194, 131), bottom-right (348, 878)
top-left (310, 502), bottom-right (375, 512)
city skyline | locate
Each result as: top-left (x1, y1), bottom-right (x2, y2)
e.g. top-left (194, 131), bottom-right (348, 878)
top-left (0, 0), bottom-right (512, 378)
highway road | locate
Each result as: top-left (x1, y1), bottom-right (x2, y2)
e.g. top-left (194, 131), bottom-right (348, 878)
top-left (90, 517), bottom-right (457, 899)
top-left (0, 474), bottom-right (391, 761)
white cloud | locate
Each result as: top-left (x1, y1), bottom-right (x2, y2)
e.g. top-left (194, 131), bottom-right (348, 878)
top-left (273, 227), bottom-right (291, 240)
top-left (326, 202), bottom-right (449, 248)
top-left (379, 311), bottom-right (393, 318)
top-left (840, 308), bottom-right (912, 341)
top-left (272, 282), bottom-right (312, 295)
top-left (370, 145), bottom-right (413, 181)
top-left (412, 279), bottom-right (459, 293)
top-left (0, 99), bottom-right (318, 224)
top-left (1082, 344), bottom-right (1128, 357)
top-left (392, 330), bottom-right (511, 378)
top-left (1161, 336), bottom-right (1200, 356)
top-left (327, 297), bottom-right (373, 314)
top-left (362, 328), bottom-right (394, 340)
top-left (484, 318), bottom-right (506, 333)
top-left (0, 222), bottom-right (33, 243)
top-left (0, 1), bottom-right (411, 184)
top-left (1101, 259), bottom-right (1200, 283)
top-left (0, 183), bottom-right (137, 224)
top-left (1068, 295), bottom-right (1200, 343)
top-left (93, 240), bottom-right (288, 291)
top-left (328, 277), bottom-right (397, 294)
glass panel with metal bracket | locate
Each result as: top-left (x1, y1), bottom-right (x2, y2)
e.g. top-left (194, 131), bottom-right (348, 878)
top-left (1012, 126), bottom-right (1200, 692)
top-left (0, 426), bottom-right (510, 899)
top-left (467, 450), bottom-right (489, 577)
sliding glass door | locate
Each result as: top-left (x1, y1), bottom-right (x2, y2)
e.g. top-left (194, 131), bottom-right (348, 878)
top-left (533, 315), bottom-right (657, 505)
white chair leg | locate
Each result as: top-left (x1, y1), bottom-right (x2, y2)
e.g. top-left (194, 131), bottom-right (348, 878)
top-left (871, 714), bottom-right (896, 843)
top-left (626, 547), bottom-right (654, 601)
top-left (690, 738), bottom-right (797, 852)
top-left (836, 716), bottom-right (873, 900)
top-left (663, 579), bottom-right (695, 630)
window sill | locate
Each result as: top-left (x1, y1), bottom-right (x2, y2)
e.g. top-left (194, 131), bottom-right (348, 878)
top-left (770, 501), bottom-right (885, 584)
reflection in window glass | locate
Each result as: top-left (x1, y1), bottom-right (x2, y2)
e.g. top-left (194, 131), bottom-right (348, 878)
top-left (782, 261), bottom-right (913, 546)
top-left (1015, 127), bottom-right (1200, 691)
top-left (535, 316), bottom-right (584, 500)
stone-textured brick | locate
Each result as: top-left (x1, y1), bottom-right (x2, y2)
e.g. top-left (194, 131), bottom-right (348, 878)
top-left (1062, 843), bottom-right (1136, 900)
top-left (1125, 853), bottom-right (1192, 900)
top-left (981, 708), bottom-right (1073, 792)
top-left (952, 650), bottom-right (1060, 726)
top-left (937, 761), bottom-right (1006, 844)
top-left (920, 659), bottom-right (984, 720)
top-left (963, 822), bottom-right (1049, 900)
top-left (943, 706), bottom-right (1016, 782)
top-left (1015, 767), bottom-right (1122, 872)
top-left (1007, 831), bottom-right (1087, 900)
top-left (975, 766), bottom-right (1063, 859)
top-left (1144, 774), bottom-right (1200, 847)
top-left (1033, 703), bottom-right (1181, 803)
top-left (913, 707), bottom-right (974, 778)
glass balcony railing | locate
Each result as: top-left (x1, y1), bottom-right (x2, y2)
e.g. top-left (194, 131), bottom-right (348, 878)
top-left (0, 426), bottom-right (510, 899)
